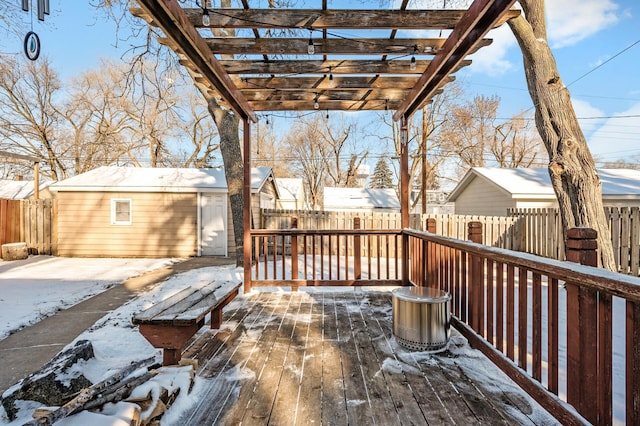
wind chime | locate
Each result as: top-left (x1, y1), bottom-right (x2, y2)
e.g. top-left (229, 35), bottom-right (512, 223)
top-left (21, 0), bottom-right (50, 61)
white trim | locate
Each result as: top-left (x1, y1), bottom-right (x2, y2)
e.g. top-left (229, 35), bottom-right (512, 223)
top-left (110, 198), bottom-right (132, 225)
top-left (51, 186), bottom-right (228, 193)
top-left (197, 192), bottom-right (202, 257)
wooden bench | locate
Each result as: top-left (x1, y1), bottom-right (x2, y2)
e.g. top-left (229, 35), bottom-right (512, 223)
top-left (132, 280), bottom-right (241, 366)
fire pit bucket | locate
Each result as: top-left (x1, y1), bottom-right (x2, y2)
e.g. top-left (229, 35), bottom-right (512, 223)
top-left (392, 286), bottom-right (450, 351)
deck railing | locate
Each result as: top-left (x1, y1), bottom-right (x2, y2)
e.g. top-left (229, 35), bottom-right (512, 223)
top-left (406, 224), bottom-right (640, 425)
top-left (250, 217), bottom-right (403, 287)
top-left (248, 218), bottom-right (640, 424)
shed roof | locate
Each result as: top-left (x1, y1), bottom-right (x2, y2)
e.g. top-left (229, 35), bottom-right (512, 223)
top-left (50, 166), bottom-right (274, 193)
top-left (324, 187), bottom-right (400, 210)
top-left (0, 180), bottom-right (49, 200)
top-left (448, 167), bottom-right (640, 201)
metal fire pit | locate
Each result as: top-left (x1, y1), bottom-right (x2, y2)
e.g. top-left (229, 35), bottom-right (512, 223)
top-left (392, 287), bottom-right (450, 351)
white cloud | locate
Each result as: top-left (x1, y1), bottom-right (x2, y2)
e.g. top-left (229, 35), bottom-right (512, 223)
top-left (587, 103), bottom-right (640, 162)
top-left (546, 0), bottom-right (619, 48)
top-left (571, 98), bottom-right (605, 135)
top-left (466, 25), bottom-right (517, 76)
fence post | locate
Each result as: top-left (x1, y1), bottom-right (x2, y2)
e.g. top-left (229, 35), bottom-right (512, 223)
top-left (467, 221), bottom-right (483, 334)
top-left (354, 217), bottom-right (361, 280)
top-left (565, 227), bottom-right (600, 424)
top-left (291, 217), bottom-right (298, 290)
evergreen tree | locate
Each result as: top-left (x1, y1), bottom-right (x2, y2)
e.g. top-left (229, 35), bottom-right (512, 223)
top-left (369, 157), bottom-right (394, 189)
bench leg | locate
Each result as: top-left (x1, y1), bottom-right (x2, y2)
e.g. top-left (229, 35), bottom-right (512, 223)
top-left (211, 308), bottom-right (222, 329)
top-left (163, 348), bottom-right (181, 366)
top-left (210, 290), bottom-right (239, 329)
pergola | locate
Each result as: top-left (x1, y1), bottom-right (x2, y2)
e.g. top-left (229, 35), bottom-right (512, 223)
top-left (131, 0), bottom-right (518, 284)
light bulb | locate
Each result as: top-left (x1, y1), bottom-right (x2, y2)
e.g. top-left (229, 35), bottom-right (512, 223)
top-left (308, 38), bottom-right (315, 55)
top-left (314, 100), bottom-right (319, 110)
top-left (202, 8), bottom-right (210, 26)
top-left (410, 55), bottom-right (416, 70)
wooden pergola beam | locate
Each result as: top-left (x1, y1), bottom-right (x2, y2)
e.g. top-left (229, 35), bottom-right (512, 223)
top-left (249, 99), bottom-right (408, 111)
top-left (242, 88), bottom-right (411, 102)
top-left (133, 0), bottom-right (256, 122)
top-left (219, 59), bottom-right (471, 75)
top-left (184, 8), bottom-right (520, 30)
top-left (234, 76), bottom-right (437, 90)
top-left (206, 37), bottom-right (491, 55)
top-left (394, 0), bottom-right (518, 120)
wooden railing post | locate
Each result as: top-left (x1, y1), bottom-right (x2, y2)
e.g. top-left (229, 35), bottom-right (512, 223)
top-left (353, 217), bottom-right (361, 280)
top-left (426, 218), bottom-right (436, 286)
top-left (468, 221), bottom-right (483, 334)
top-left (426, 218), bottom-right (436, 234)
top-left (290, 217), bottom-right (298, 289)
top-left (565, 227), bottom-right (601, 424)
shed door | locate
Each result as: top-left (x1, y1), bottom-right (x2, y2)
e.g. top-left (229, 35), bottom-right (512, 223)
top-left (201, 193), bottom-right (227, 256)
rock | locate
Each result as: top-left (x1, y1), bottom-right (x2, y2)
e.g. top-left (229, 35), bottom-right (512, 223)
top-left (1, 340), bottom-right (95, 420)
top-left (1, 242), bottom-right (28, 261)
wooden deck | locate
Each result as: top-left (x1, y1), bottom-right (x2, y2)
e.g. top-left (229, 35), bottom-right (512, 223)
top-left (179, 291), bottom-right (557, 425)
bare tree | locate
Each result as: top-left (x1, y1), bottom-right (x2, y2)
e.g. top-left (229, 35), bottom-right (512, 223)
top-left (253, 119), bottom-right (289, 177)
top-left (0, 56), bottom-right (67, 180)
top-left (318, 115), bottom-right (368, 188)
top-left (283, 116), bottom-right (329, 209)
top-left (439, 94), bottom-right (500, 170)
top-left (508, 1), bottom-right (616, 270)
top-left (60, 59), bottom-right (142, 173)
top-left (490, 113), bottom-right (545, 168)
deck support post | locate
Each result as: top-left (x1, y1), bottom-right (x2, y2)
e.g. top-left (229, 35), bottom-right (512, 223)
top-left (400, 115), bottom-right (410, 286)
top-left (243, 118), bottom-right (252, 293)
top-left (565, 227), bottom-right (602, 424)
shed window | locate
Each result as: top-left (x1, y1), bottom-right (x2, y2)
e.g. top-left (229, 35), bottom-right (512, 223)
top-left (111, 199), bottom-right (132, 225)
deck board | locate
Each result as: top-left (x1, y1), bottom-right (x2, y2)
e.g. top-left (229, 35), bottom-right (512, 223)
top-left (179, 291), bottom-right (557, 425)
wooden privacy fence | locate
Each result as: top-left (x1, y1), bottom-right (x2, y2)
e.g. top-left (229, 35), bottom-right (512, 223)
top-left (0, 198), bottom-right (56, 257)
top-left (407, 223), bottom-right (640, 425)
top-left (261, 209), bottom-right (521, 249)
top-left (509, 207), bottom-right (640, 275)
top-left (265, 208), bottom-right (640, 275)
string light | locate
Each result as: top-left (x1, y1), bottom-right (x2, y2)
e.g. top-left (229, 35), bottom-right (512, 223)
top-left (201, 1), bottom-right (210, 26)
top-left (307, 30), bottom-right (315, 55)
top-left (326, 110), bottom-right (329, 119)
top-left (410, 45), bottom-right (417, 70)
top-left (314, 94), bottom-right (320, 109)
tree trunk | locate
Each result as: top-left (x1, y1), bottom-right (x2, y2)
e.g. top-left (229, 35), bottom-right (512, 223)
top-left (508, 1), bottom-right (616, 271)
top-left (207, 97), bottom-right (245, 266)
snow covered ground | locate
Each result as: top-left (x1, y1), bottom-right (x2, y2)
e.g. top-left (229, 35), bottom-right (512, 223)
top-left (0, 256), bottom-right (177, 340)
top-left (0, 256), bottom-right (244, 425)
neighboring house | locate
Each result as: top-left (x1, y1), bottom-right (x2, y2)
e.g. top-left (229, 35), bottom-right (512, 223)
top-left (49, 166), bottom-right (278, 258)
top-left (0, 179), bottom-right (51, 200)
top-left (448, 167), bottom-right (640, 216)
top-left (411, 190), bottom-right (455, 214)
top-left (275, 178), bottom-right (306, 210)
top-left (323, 187), bottom-right (400, 212)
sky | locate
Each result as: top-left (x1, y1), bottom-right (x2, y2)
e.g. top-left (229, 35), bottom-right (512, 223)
top-left (0, 0), bottom-right (638, 167)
